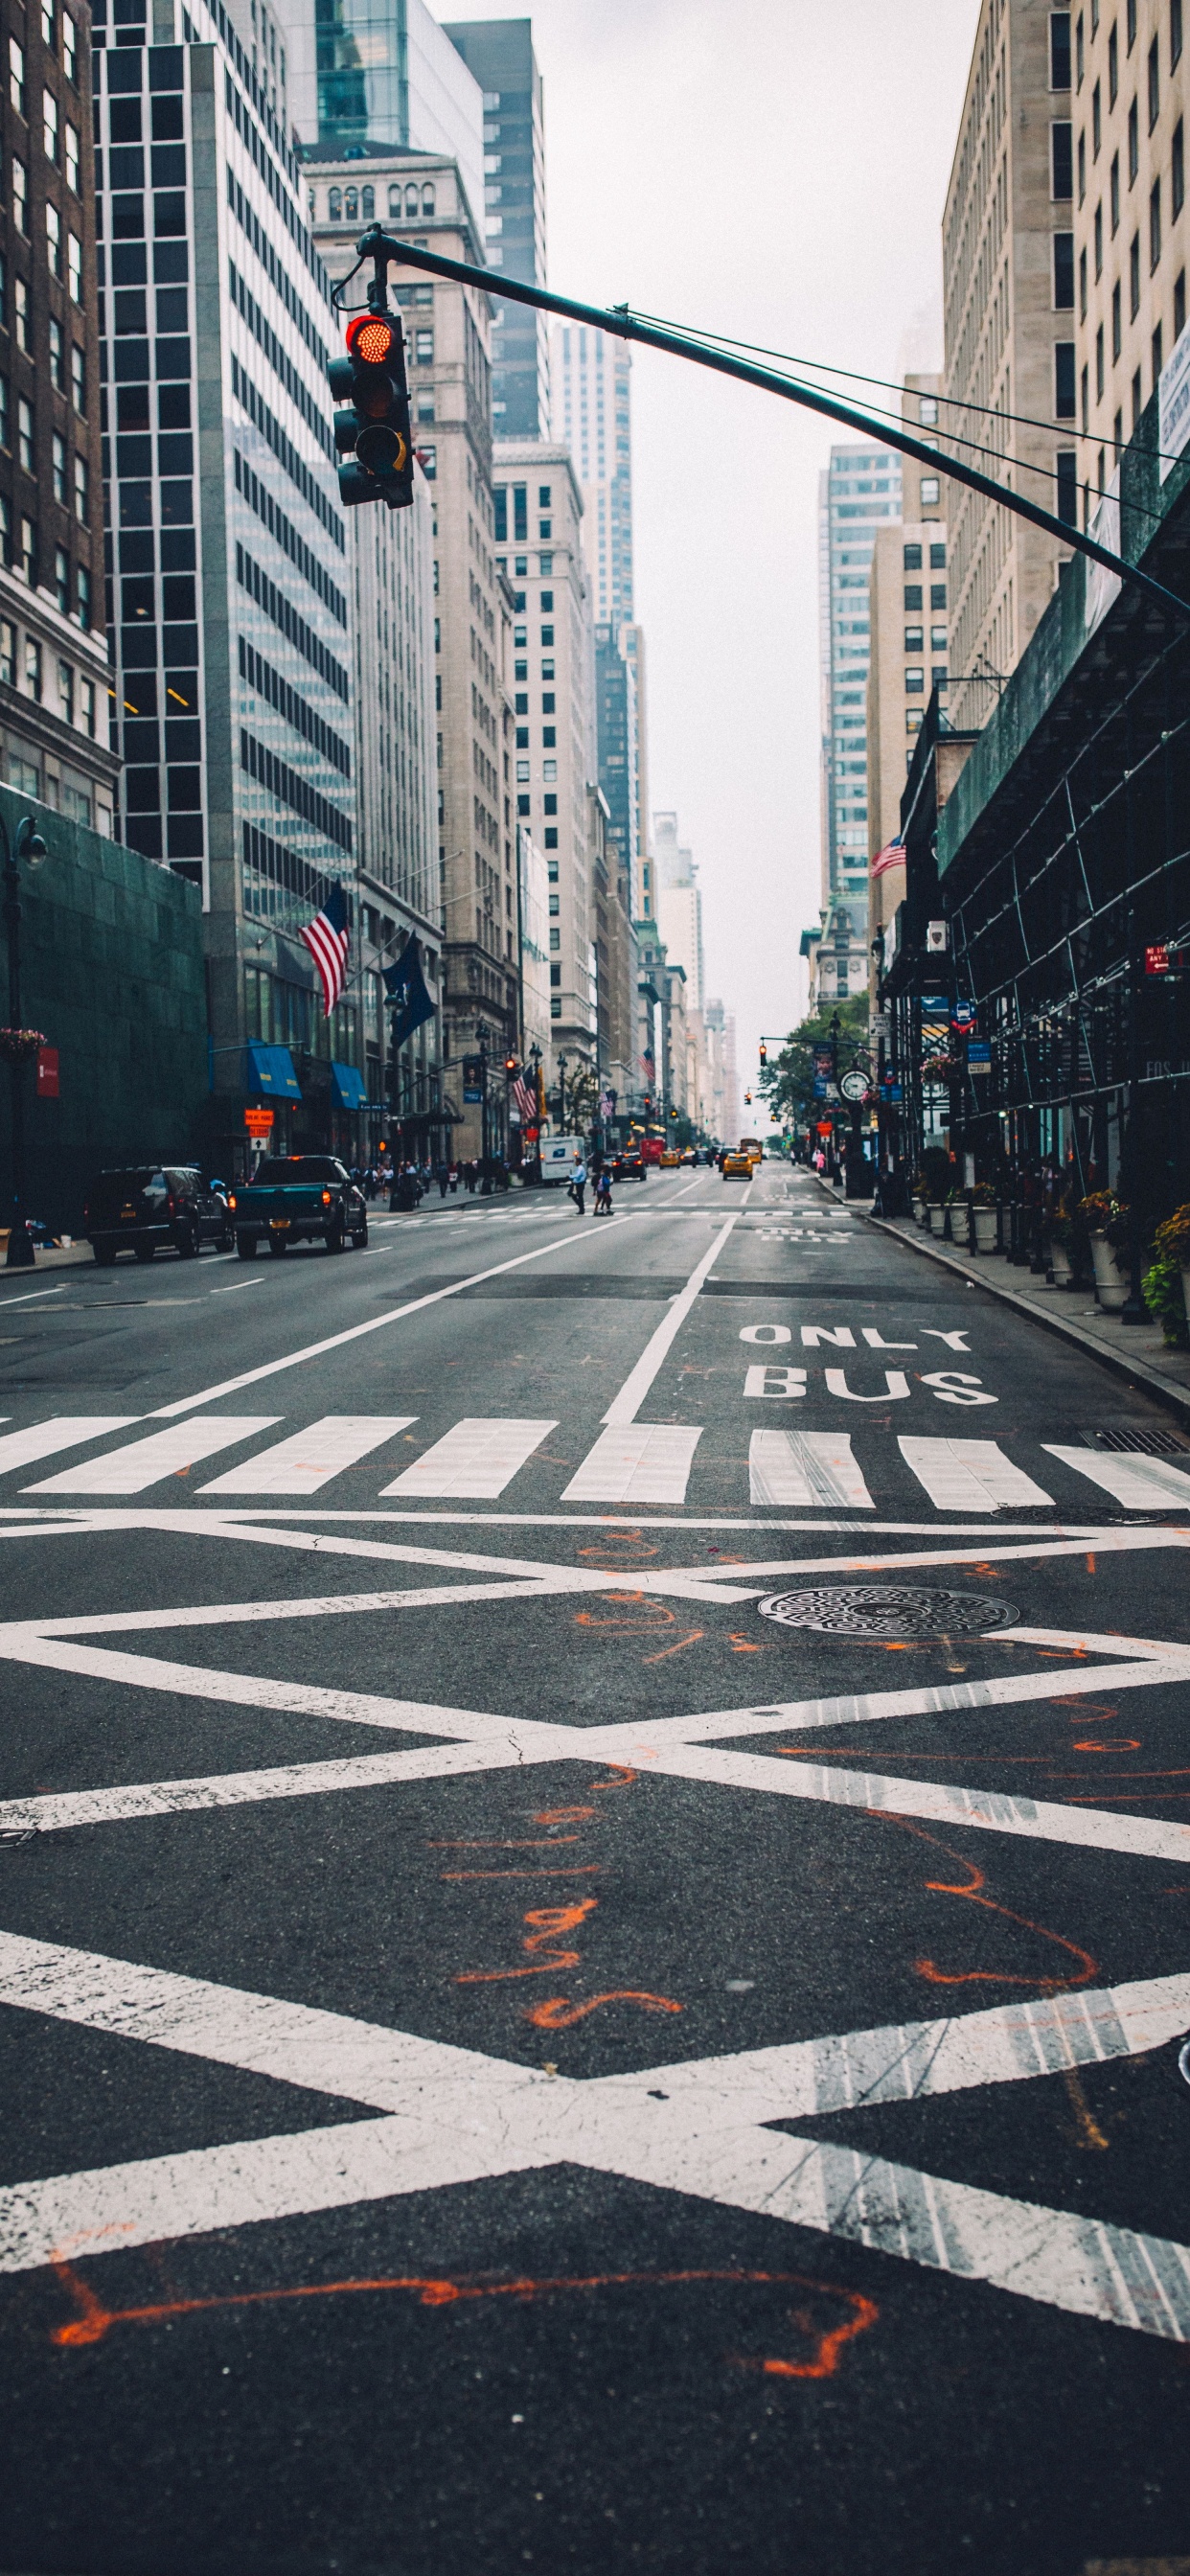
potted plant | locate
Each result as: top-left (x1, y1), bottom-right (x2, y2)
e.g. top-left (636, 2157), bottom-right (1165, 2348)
top-left (919, 1146), bottom-right (952, 1230)
top-left (0, 1026), bottom-right (46, 1062)
top-left (1078, 1191), bottom-right (1130, 1311)
top-left (1142, 1202), bottom-right (1190, 1347)
top-left (968, 1179), bottom-right (997, 1253)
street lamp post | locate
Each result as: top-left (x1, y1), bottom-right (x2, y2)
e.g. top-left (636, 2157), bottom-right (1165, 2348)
top-left (556, 1050), bottom-right (568, 1131)
top-left (2, 813), bottom-right (48, 1269)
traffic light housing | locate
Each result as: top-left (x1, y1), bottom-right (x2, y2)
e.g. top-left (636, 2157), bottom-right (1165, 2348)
top-left (329, 310), bottom-right (414, 510)
top-left (505, 1054), bottom-right (517, 1076)
top-left (759, 1041), bottom-right (767, 1066)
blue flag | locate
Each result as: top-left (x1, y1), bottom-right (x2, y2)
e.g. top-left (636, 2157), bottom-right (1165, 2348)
top-left (383, 935), bottom-right (436, 1052)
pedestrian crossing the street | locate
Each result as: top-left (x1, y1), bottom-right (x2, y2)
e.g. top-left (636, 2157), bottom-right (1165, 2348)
top-left (2, 1411), bottom-right (1189, 1513)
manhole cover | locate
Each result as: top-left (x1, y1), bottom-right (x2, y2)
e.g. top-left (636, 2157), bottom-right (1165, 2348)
top-left (756, 1585), bottom-right (1018, 1638)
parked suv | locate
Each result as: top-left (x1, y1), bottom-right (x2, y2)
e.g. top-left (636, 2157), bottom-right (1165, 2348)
top-left (83, 1166), bottom-right (230, 1265)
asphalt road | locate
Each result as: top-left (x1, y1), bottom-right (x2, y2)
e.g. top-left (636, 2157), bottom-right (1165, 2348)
top-left (1, 1160), bottom-right (1189, 2576)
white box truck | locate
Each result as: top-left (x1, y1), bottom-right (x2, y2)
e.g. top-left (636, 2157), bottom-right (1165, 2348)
top-left (538, 1137), bottom-right (585, 1185)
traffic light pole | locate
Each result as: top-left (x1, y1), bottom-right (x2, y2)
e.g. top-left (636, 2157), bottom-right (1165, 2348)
top-left (342, 226), bottom-right (1189, 621)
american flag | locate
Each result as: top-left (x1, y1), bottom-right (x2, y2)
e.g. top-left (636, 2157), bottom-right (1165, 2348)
top-left (511, 1070), bottom-right (537, 1123)
top-left (301, 881), bottom-right (350, 1017)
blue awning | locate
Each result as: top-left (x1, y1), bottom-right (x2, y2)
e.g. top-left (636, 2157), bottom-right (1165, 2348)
top-left (246, 1042), bottom-right (302, 1100)
top-left (331, 1060), bottom-right (369, 1111)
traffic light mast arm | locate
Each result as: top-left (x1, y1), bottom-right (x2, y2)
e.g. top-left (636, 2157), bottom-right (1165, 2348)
top-left (343, 223), bottom-right (1187, 623)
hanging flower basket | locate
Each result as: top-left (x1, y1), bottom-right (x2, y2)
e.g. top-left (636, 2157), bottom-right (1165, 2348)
top-left (0, 1027), bottom-right (46, 1062)
top-left (921, 1053), bottom-right (964, 1083)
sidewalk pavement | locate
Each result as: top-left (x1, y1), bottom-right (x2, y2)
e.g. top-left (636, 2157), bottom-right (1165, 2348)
top-left (848, 1196), bottom-right (1190, 1420)
top-left (0, 1236), bottom-right (94, 1276)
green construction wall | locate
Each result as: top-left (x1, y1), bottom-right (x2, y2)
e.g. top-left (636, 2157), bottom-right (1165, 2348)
top-left (0, 783), bottom-right (208, 1235)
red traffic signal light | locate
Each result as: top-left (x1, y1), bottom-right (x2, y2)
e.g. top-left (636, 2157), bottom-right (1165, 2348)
top-left (505, 1054), bottom-right (517, 1074)
top-left (759, 1041), bottom-right (767, 1066)
top-left (329, 309), bottom-right (414, 509)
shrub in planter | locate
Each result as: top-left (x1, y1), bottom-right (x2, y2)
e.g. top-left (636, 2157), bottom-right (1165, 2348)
top-left (1142, 1202), bottom-right (1190, 1346)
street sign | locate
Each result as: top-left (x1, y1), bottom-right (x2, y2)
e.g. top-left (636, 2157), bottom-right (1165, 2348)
top-left (461, 1054), bottom-right (486, 1103)
top-left (244, 1107), bottom-right (274, 1137)
top-left (840, 1070), bottom-right (868, 1103)
top-left (35, 1046), bottom-right (58, 1098)
top-left (968, 1042), bottom-right (992, 1076)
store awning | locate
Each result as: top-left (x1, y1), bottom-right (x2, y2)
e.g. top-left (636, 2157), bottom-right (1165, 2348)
top-left (245, 1042), bottom-right (301, 1100)
top-left (331, 1060), bottom-right (369, 1111)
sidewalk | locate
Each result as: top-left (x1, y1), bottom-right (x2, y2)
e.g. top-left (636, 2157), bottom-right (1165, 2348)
top-left (840, 1190), bottom-right (1190, 1420)
top-left (0, 1236), bottom-right (95, 1278)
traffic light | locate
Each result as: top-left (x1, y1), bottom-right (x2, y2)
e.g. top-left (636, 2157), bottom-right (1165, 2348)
top-left (505, 1054), bottom-right (517, 1076)
top-left (759, 1041), bottom-right (767, 1067)
top-left (329, 310), bottom-right (414, 510)
top-left (744, 1088), bottom-right (752, 1105)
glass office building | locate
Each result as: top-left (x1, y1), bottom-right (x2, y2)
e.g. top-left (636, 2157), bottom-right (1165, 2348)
top-left (819, 441), bottom-right (901, 942)
top-left (445, 18), bottom-right (547, 438)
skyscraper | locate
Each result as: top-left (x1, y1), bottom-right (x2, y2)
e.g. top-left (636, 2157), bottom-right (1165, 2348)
top-left (445, 19), bottom-right (547, 439)
top-left (817, 441), bottom-right (902, 942)
top-left (653, 810), bottom-right (703, 1015)
top-left (551, 321), bottom-right (632, 626)
top-left (282, 0), bottom-right (483, 223)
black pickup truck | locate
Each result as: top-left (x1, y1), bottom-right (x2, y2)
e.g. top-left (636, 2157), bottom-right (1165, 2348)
top-left (227, 1156), bottom-right (369, 1258)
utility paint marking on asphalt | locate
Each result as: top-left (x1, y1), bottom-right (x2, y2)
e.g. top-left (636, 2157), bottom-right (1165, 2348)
top-left (198, 1418), bottom-right (418, 1496)
top-left (898, 1438), bottom-right (1055, 1512)
top-left (601, 1212), bottom-right (745, 1428)
top-left (0, 1418), bottom-right (141, 1476)
top-left (23, 1418), bottom-right (284, 1496)
top-left (1, 1930), bottom-right (1188, 2340)
top-left (379, 1418), bottom-right (560, 1500)
top-left (1043, 1443), bottom-right (1190, 1509)
top-left (145, 1214), bottom-right (639, 1420)
top-left (748, 1431), bottom-right (875, 1509)
top-left (561, 1424), bottom-right (704, 1505)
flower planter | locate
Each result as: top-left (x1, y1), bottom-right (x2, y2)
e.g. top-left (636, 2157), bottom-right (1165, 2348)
top-left (1048, 1239), bottom-right (1073, 1286)
top-left (911, 1197), bottom-right (926, 1225)
top-left (1089, 1232), bottom-right (1128, 1312)
top-left (972, 1206), bottom-right (998, 1253)
top-left (927, 1204), bottom-right (947, 1235)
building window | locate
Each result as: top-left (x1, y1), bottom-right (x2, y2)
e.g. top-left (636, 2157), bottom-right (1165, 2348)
top-left (1080, 242), bottom-right (1088, 313)
top-left (929, 581), bottom-right (947, 609)
top-left (1129, 96), bottom-right (1139, 179)
top-left (1057, 449), bottom-right (1079, 522)
top-left (67, 230), bottom-right (81, 302)
top-left (904, 669), bottom-right (925, 694)
top-left (1109, 19), bottom-right (1119, 99)
top-left (1151, 175), bottom-right (1162, 268)
top-left (43, 87), bottom-right (58, 162)
top-left (903, 542), bottom-right (923, 568)
top-left (904, 582), bottom-right (923, 609)
top-left (1092, 79), bottom-right (1101, 154)
top-left (63, 12), bottom-right (76, 81)
top-left (1130, 228), bottom-right (1141, 310)
top-left (54, 544), bottom-right (67, 612)
top-left (1176, 265), bottom-right (1187, 342)
top-left (1154, 319), bottom-right (1164, 385)
top-left (405, 185), bottom-right (419, 216)
top-left (64, 121), bottom-right (78, 194)
top-left (1081, 358), bottom-right (1089, 427)
top-left (12, 158), bottom-right (27, 236)
top-left (422, 185), bottom-right (435, 215)
top-left (1094, 198), bottom-right (1103, 274)
top-left (57, 657), bottom-right (73, 723)
top-left (77, 563), bottom-right (89, 630)
top-left (1110, 149), bottom-right (1120, 232)
top-left (0, 621), bottom-right (12, 687)
top-left (1055, 339), bottom-right (1077, 414)
top-left (1132, 363), bottom-right (1143, 426)
top-left (46, 201), bottom-right (61, 277)
top-left (1174, 117), bottom-right (1185, 217)
top-left (1096, 320), bottom-right (1105, 395)
top-left (919, 395), bottom-right (938, 425)
top-left (1054, 230), bottom-right (1075, 304)
top-left (0, 380), bottom-right (7, 455)
top-left (70, 342), bottom-right (84, 415)
top-left (329, 187), bottom-right (341, 220)
top-left (1053, 120), bottom-right (1074, 194)
top-left (1051, 10), bottom-right (1072, 85)
top-left (1113, 403), bottom-right (1124, 452)
top-left (16, 396), bottom-right (33, 475)
top-left (48, 317), bottom-right (63, 391)
top-left (415, 328), bottom-right (433, 362)
top-left (74, 452), bottom-right (87, 523)
top-left (24, 632), bottom-right (40, 694)
top-left (930, 541), bottom-right (947, 568)
top-left (919, 475), bottom-right (940, 504)
top-left (344, 187), bottom-right (358, 221)
top-left (1112, 277), bottom-right (1122, 356)
top-left (52, 429), bottom-right (65, 502)
top-left (9, 36), bottom-right (24, 115)
top-left (1128, 0), bottom-right (1136, 47)
top-left (1149, 34), bottom-right (1160, 125)
top-left (905, 711), bottom-right (923, 735)
top-left (1174, 0), bottom-right (1185, 65)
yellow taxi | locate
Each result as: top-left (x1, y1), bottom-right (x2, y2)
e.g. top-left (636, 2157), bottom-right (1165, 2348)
top-left (659, 1148), bottom-right (681, 1168)
top-left (721, 1146), bottom-right (754, 1178)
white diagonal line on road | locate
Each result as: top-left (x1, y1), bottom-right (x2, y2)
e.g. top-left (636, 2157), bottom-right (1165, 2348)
top-left (25, 1419), bottom-right (284, 1495)
top-left (380, 1417), bottom-right (559, 1499)
top-left (199, 1418), bottom-right (417, 1493)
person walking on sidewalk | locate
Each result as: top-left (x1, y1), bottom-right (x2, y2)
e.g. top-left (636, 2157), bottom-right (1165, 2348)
top-left (569, 1153), bottom-right (587, 1215)
top-left (594, 1164), bottom-right (612, 1216)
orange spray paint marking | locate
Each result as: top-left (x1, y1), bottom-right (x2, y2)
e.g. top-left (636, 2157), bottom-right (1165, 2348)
top-left (590, 1765), bottom-right (637, 1791)
top-left (1087, 1552), bottom-right (1097, 1575)
top-left (442, 1865), bottom-right (601, 1883)
top-left (1070, 1738), bottom-right (1141, 1753)
top-left (727, 1633), bottom-right (774, 1655)
top-left (872, 1814), bottom-right (1099, 1991)
top-left (532, 1807), bottom-right (597, 1825)
top-left (455, 1900), bottom-right (599, 1986)
top-left (428, 1837), bottom-right (582, 1850)
top-left (47, 2261), bottom-right (878, 2364)
top-left (1063, 2066), bottom-right (1110, 2150)
top-left (525, 1990), bottom-right (684, 2029)
top-left (642, 1630), bottom-right (704, 1665)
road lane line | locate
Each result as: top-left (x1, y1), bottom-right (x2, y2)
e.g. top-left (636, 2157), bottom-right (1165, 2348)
top-left (601, 1214), bottom-right (743, 1428)
top-left (1043, 1444), bottom-right (1190, 1507)
top-left (562, 1423), bottom-right (703, 1504)
top-left (146, 1213), bottom-right (637, 1418)
top-left (24, 1418), bottom-right (283, 1496)
top-left (380, 1417), bottom-right (559, 1499)
top-left (199, 1417), bottom-right (417, 1495)
top-left (899, 1438), bottom-right (1055, 1510)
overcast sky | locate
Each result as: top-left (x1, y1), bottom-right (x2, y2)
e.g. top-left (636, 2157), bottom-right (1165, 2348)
top-left (432, 0), bottom-right (983, 1089)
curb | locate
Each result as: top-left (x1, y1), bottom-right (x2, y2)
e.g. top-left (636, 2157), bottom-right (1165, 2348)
top-left (858, 1206), bottom-right (1190, 1425)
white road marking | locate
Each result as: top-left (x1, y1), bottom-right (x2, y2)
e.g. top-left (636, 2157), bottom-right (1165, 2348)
top-left (562, 1423), bottom-right (703, 1504)
top-left (2, 1931), bottom-right (1187, 2340)
top-left (380, 1417), bottom-right (559, 1499)
top-left (24, 1418), bottom-right (283, 1495)
top-left (210, 1278), bottom-right (264, 1294)
top-left (146, 1214), bottom-right (637, 1420)
top-left (0, 1417), bottom-right (140, 1476)
top-left (1044, 1444), bottom-right (1190, 1508)
top-left (0, 1283), bottom-right (69, 1306)
top-left (748, 1431), bottom-right (874, 1508)
top-left (601, 1217), bottom-right (742, 1427)
top-left (899, 1438), bottom-right (1055, 1511)
top-left (198, 1418), bottom-right (417, 1495)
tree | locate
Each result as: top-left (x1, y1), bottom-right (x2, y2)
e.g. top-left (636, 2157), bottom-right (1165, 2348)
top-left (757, 995), bottom-right (870, 1128)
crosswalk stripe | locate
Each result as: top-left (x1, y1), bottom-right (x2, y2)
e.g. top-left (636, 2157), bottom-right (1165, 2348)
top-left (899, 1438), bottom-right (1055, 1511)
top-left (1043, 1444), bottom-right (1190, 1509)
top-left (0, 1417), bottom-right (140, 1475)
top-left (562, 1423), bottom-right (702, 1505)
top-left (380, 1417), bottom-right (558, 1499)
top-left (198, 1418), bottom-right (417, 1495)
top-left (749, 1431), bottom-right (874, 1508)
top-left (25, 1417), bottom-right (283, 1495)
